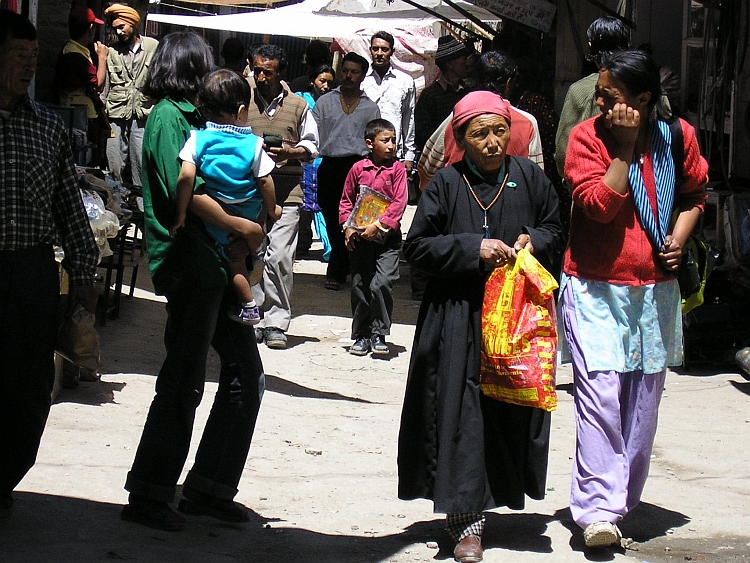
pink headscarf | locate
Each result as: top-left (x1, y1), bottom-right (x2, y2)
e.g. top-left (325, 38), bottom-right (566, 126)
top-left (452, 91), bottom-right (512, 134)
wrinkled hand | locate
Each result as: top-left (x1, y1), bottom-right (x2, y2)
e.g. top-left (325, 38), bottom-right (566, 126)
top-left (69, 284), bottom-right (99, 314)
top-left (480, 238), bottom-right (516, 267)
top-left (344, 227), bottom-right (359, 250)
top-left (659, 234), bottom-right (683, 271)
top-left (265, 144), bottom-right (304, 163)
top-left (513, 233), bottom-right (533, 253)
top-left (605, 102), bottom-right (641, 149)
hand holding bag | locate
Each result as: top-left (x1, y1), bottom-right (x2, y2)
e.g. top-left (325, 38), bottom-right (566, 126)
top-left (480, 249), bottom-right (558, 412)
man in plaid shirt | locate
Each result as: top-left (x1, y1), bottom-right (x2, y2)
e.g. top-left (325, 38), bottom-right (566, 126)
top-left (0, 9), bottom-right (98, 518)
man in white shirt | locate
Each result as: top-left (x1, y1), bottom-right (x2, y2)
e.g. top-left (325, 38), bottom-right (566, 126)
top-left (361, 31), bottom-right (416, 172)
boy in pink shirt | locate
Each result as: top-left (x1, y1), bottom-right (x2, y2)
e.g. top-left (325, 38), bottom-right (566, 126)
top-left (339, 119), bottom-right (408, 356)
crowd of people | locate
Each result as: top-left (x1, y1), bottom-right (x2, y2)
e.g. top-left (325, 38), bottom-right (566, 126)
top-left (0, 6), bottom-right (709, 563)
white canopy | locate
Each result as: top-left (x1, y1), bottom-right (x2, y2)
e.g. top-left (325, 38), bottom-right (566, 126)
top-left (146, 0), bottom-right (500, 40)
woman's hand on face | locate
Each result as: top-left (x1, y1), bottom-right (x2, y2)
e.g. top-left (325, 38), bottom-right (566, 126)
top-left (480, 238), bottom-right (516, 267)
top-left (605, 102), bottom-right (641, 149)
top-left (658, 234), bottom-right (683, 271)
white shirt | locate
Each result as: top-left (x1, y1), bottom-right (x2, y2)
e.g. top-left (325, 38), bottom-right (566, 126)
top-left (362, 65), bottom-right (416, 162)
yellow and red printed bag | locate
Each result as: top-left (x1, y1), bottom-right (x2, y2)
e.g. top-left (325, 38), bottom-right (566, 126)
top-left (480, 249), bottom-right (558, 412)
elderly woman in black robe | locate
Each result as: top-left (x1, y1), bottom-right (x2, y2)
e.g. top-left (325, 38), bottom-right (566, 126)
top-left (398, 90), bottom-right (565, 563)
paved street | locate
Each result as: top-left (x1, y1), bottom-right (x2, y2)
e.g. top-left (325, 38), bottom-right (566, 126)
top-left (1, 216), bottom-right (749, 563)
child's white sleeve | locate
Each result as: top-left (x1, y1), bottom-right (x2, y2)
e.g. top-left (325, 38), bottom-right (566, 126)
top-left (178, 131), bottom-right (198, 164)
top-left (254, 140), bottom-right (276, 178)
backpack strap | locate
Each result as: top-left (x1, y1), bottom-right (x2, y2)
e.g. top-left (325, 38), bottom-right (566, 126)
top-left (668, 117), bottom-right (684, 194)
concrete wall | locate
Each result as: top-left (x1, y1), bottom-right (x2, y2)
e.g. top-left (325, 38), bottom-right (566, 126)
top-left (632, 0), bottom-right (683, 77)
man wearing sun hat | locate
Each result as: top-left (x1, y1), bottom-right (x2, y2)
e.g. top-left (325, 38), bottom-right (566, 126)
top-left (103, 3), bottom-right (158, 187)
top-left (53, 6), bottom-right (109, 165)
top-left (414, 35), bottom-right (471, 153)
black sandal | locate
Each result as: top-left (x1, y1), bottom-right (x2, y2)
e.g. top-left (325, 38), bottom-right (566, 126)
top-left (121, 497), bottom-right (186, 531)
top-left (178, 487), bottom-right (250, 523)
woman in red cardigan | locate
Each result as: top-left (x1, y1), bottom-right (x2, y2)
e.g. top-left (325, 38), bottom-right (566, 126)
top-left (561, 50), bottom-right (708, 548)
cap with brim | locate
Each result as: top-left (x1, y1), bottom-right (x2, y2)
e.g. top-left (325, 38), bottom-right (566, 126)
top-left (435, 35), bottom-right (470, 66)
top-left (69, 6), bottom-right (104, 26)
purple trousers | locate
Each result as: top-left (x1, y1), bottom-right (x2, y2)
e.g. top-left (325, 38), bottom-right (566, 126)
top-left (561, 283), bottom-right (666, 528)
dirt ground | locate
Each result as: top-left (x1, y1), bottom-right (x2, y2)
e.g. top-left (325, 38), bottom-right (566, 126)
top-left (2, 218), bottom-right (750, 563)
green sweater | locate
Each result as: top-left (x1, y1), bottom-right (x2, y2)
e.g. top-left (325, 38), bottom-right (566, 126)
top-left (554, 73), bottom-right (599, 178)
top-left (142, 97), bottom-right (228, 293)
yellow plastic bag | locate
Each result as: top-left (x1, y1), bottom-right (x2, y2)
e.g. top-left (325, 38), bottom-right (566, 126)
top-left (480, 249), bottom-right (558, 412)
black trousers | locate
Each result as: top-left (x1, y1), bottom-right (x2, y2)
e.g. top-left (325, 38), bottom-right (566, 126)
top-left (317, 155), bottom-right (363, 284)
top-left (349, 235), bottom-right (401, 339)
top-left (0, 245), bottom-right (60, 496)
top-left (125, 272), bottom-right (265, 502)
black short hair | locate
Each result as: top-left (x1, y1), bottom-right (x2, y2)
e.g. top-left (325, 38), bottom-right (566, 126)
top-left (0, 9), bottom-right (36, 47)
top-left (587, 16), bottom-right (629, 66)
top-left (198, 69), bottom-right (251, 121)
top-left (305, 40), bottom-right (330, 67)
top-left (220, 37), bottom-right (245, 65)
top-left (253, 44), bottom-right (288, 73)
top-left (475, 50), bottom-right (517, 95)
top-left (365, 118), bottom-right (395, 141)
top-left (308, 63), bottom-right (335, 82)
top-left (144, 31), bottom-right (215, 100)
top-left (371, 30), bottom-right (394, 50)
top-left (342, 51), bottom-right (369, 74)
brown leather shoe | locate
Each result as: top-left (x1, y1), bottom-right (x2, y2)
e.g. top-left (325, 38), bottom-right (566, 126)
top-left (454, 534), bottom-right (483, 562)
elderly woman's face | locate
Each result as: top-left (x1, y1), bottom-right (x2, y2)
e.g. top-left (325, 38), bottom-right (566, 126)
top-left (456, 114), bottom-right (510, 174)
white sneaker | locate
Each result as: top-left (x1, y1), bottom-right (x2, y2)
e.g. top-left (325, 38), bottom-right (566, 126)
top-left (583, 521), bottom-right (622, 548)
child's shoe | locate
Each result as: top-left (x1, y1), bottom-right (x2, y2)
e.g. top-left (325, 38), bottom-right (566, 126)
top-left (228, 301), bottom-right (261, 325)
top-left (248, 254), bottom-right (265, 286)
top-left (371, 335), bottom-right (390, 355)
top-left (349, 337), bottom-right (371, 356)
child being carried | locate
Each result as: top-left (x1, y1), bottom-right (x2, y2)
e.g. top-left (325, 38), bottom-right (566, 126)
top-left (171, 69), bottom-right (281, 325)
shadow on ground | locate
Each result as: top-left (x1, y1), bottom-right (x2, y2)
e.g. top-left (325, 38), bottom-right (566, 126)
top-left (553, 502), bottom-right (691, 562)
top-left (0, 492), bottom-right (441, 563)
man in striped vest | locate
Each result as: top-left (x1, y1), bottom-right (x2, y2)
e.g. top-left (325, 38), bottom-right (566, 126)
top-left (246, 44), bottom-right (319, 349)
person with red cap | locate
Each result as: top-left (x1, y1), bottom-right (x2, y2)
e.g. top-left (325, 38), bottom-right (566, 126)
top-left (397, 90), bottom-right (565, 562)
top-left (53, 5), bottom-right (109, 166)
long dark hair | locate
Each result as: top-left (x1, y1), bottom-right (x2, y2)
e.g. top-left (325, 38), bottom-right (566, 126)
top-left (144, 32), bottom-right (215, 101)
top-left (600, 49), bottom-right (672, 121)
top-left (308, 63), bottom-right (335, 83)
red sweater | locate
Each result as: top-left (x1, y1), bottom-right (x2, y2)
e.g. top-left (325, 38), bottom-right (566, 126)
top-left (563, 116), bottom-right (708, 286)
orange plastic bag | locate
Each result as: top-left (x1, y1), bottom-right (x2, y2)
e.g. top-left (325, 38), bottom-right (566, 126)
top-left (480, 249), bottom-right (558, 412)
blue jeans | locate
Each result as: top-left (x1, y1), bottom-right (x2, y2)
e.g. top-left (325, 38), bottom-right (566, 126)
top-left (125, 275), bottom-right (265, 502)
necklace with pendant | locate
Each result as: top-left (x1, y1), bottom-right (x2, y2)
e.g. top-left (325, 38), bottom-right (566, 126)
top-left (462, 164), bottom-right (510, 239)
top-left (340, 94), bottom-right (361, 115)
